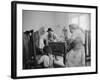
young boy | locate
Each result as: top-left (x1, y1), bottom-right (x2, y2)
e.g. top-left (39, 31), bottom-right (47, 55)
top-left (38, 46), bottom-right (54, 68)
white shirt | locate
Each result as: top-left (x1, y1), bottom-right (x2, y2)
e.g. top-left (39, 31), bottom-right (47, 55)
top-left (38, 55), bottom-right (54, 67)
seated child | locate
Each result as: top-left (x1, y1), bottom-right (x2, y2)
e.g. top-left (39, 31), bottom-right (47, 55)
top-left (38, 46), bottom-right (54, 68)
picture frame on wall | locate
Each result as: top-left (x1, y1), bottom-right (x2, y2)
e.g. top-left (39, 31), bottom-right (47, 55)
top-left (11, 1), bottom-right (98, 79)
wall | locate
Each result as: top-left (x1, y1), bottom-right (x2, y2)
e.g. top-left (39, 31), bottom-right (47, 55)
top-left (23, 10), bottom-right (70, 38)
top-left (23, 10), bottom-right (90, 39)
top-left (23, 10), bottom-right (56, 32)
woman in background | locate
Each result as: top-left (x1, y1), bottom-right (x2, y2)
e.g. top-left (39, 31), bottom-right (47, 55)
top-left (66, 24), bottom-right (85, 67)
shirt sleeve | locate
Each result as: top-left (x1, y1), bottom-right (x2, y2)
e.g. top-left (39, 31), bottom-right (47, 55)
top-left (39, 38), bottom-right (44, 49)
top-left (39, 33), bottom-right (48, 49)
top-left (53, 33), bottom-right (60, 41)
top-left (38, 56), bottom-right (44, 64)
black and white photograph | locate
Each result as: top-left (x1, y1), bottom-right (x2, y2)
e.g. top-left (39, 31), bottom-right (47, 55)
top-left (23, 10), bottom-right (91, 69)
top-left (11, 1), bottom-right (97, 79)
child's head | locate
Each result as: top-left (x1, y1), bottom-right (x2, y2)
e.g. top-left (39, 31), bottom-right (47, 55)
top-left (43, 46), bottom-right (52, 55)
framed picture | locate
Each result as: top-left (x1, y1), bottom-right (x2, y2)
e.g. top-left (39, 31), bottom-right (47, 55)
top-left (11, 1), bottom-right (98, 79)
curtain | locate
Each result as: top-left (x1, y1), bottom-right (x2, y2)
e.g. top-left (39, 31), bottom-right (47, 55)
top-left (23, 30), bottom-right (35, 69)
